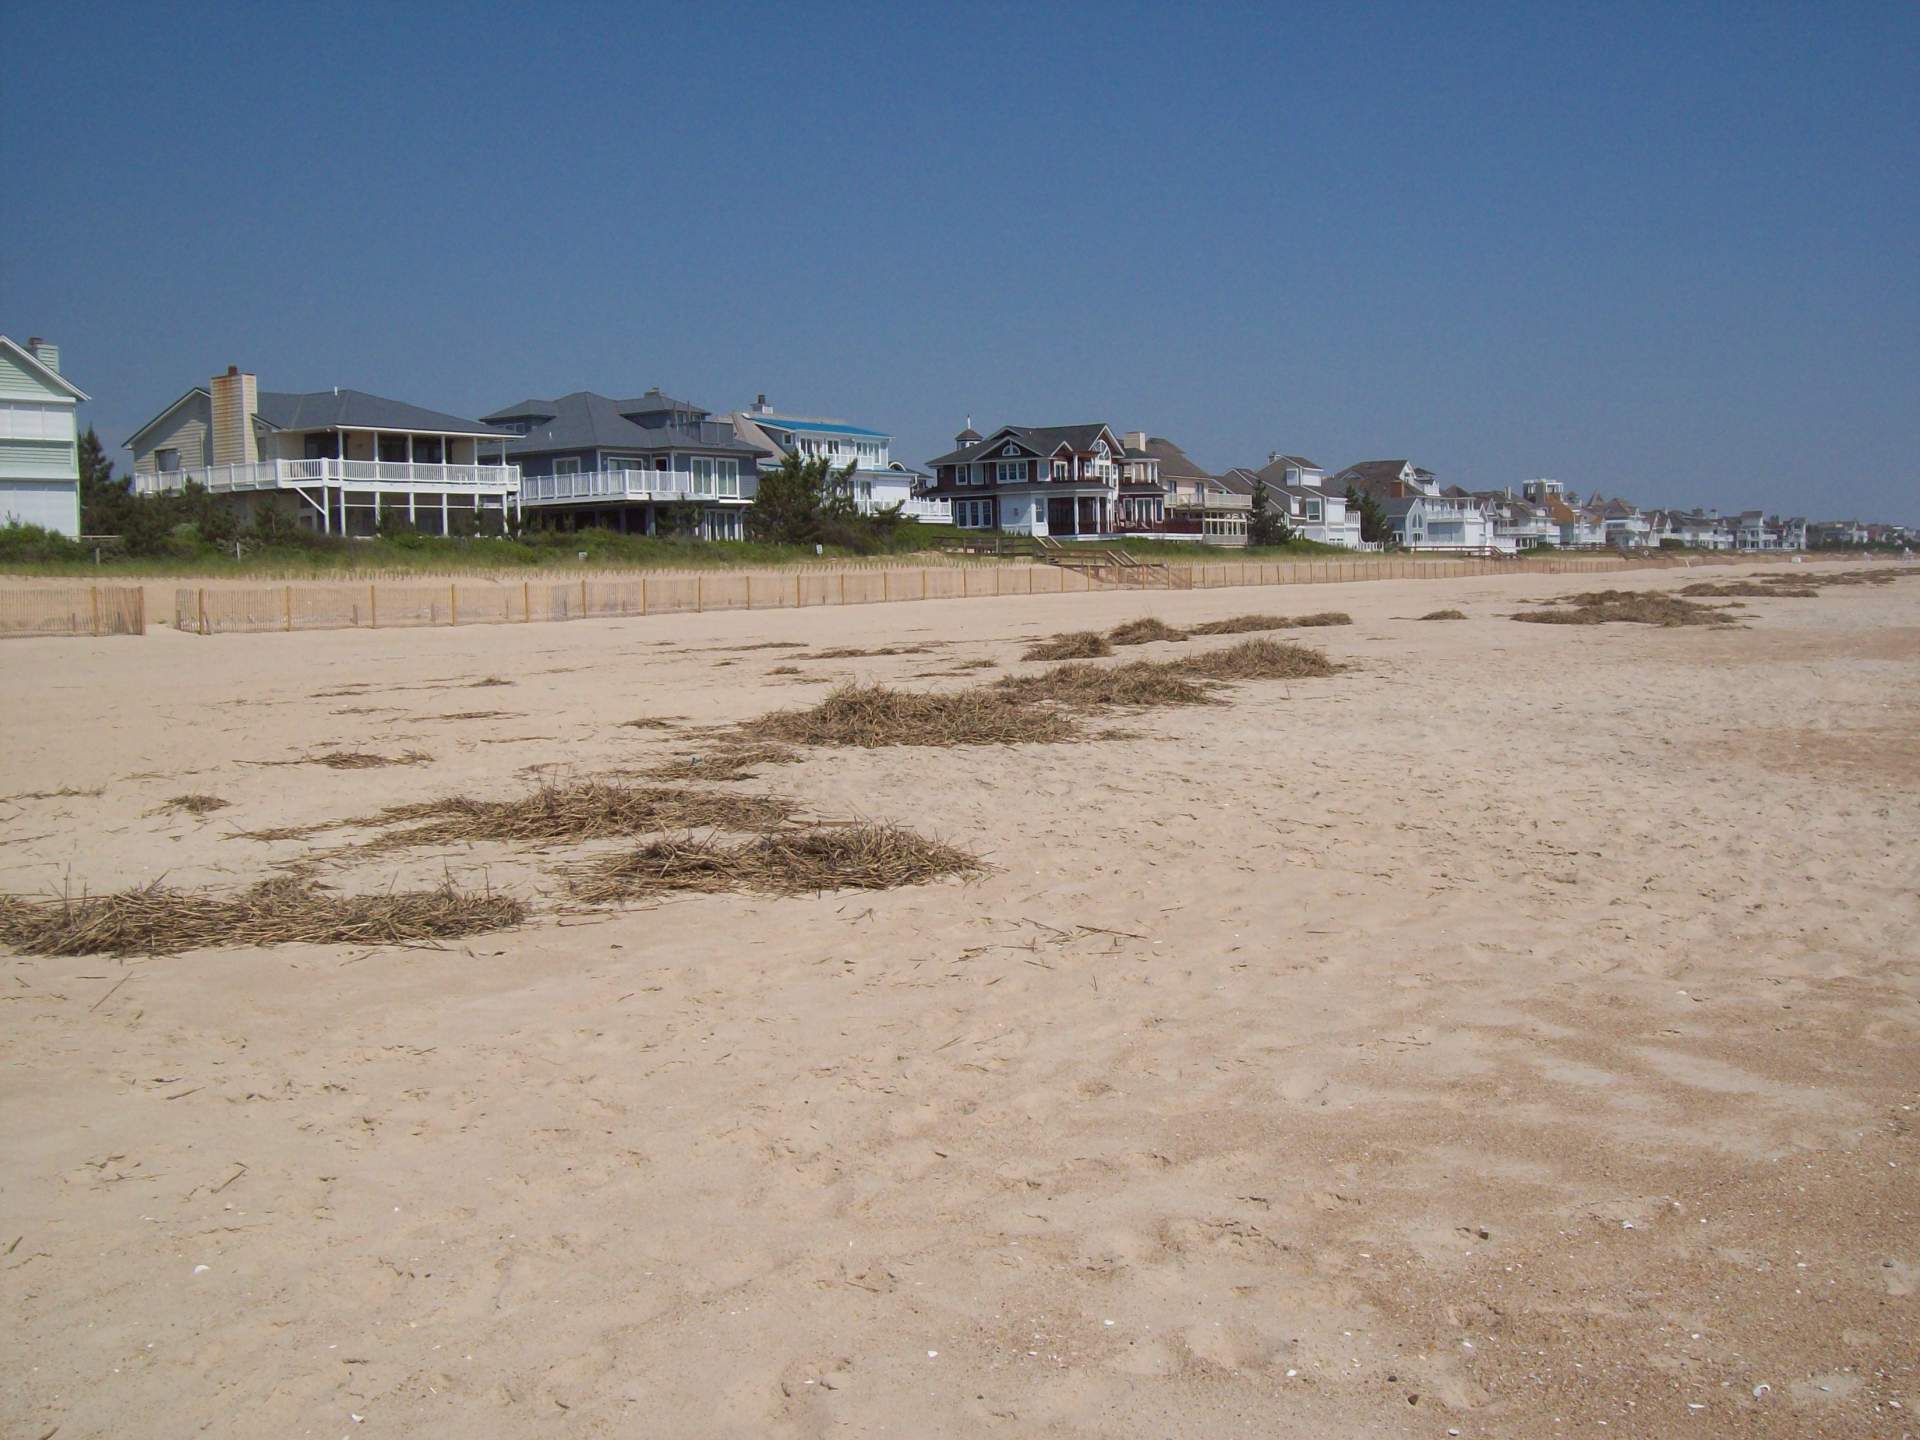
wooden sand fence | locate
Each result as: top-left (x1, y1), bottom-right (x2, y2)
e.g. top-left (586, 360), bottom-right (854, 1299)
top-left (0, 584), bottom-right (146, 639)
top-left (0, 550), bottom-right (1797, 640)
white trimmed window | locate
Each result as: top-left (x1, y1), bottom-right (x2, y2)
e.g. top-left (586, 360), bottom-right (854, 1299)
top-left (552, 457), bottom-right (581, 476)
top-left (996, 460), bottom-right (1026, 485)
top-left (1051, 459), bottom-right (1068, 480)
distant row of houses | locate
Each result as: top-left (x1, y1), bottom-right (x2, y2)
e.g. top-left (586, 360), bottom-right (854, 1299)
top-left (3, 335), bottom-right (1914, 553)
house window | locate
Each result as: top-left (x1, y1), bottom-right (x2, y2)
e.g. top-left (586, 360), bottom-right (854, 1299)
top-left (1052, 459), bottom-right (1068, 480)
top-left (717, 458), bottom-right (740, 498)
top-left (996, 460), bottom-right (1026, 485)
top-left (691, 456), bottom-right (720, 496)
top-left (155, 447), bottom-right (181, 473)
top-left (1306, 502), bottom-right (1321, 521)
top-left (552, 457), bottom-right (581, 476)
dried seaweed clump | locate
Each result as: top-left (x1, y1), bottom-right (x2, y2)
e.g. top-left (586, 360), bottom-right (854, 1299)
top-left (1174, 637), bottom-right (1341, 680)
top-left (1513, 591), bottom-right (1734, 628)
top-left (1186, 611), bottom-right (1351, 635)
top-left (1022, 631), bottom-right (1115, 661)
top-left (569, 824), bottom-right (982, 903)
top-left (751, 683), bottom-right (1079, 748)
top-left (997, 659), bottom-right (1216, 709)
top-left (643, 745), bottom-right (805, 782)
top-left (153, 793), bottom-right (230, 816)
top-left (294, 749), bottom-right (434, 770)
top-left (0, 877), bottom-right (525, 957)
top-left (1679, 581), bottom-right (1817, 598)
top-left (1108, 618), bottom-right (1187, 645)
top-left (353, 780), bottom-right (793, 851)
top-left (1418, 609), bottom-right (1468, 621)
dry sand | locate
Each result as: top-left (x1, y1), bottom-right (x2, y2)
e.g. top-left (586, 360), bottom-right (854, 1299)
top-left (2, 562), bottom-right (1916, 1438)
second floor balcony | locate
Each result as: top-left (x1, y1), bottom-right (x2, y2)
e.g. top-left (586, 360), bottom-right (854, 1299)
top-left (138, 457), bottom-right (519, 495)
top-left (521, 467), bottom-right (751, 507)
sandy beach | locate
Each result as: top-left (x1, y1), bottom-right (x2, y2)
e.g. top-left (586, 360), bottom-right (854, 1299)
top-left (2, 562), bottom-right (1915, 1438)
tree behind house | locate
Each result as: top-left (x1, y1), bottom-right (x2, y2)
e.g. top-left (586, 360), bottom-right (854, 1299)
top-left (1347, 484), bottom-right (1389, 545)
top-left (1247, 477), bottom-right (1294, 547)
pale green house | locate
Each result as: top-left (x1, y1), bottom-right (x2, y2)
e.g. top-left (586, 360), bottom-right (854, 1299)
top-left (1, 335), bottom-right (90, 538)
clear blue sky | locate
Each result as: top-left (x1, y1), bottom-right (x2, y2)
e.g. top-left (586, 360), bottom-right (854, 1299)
top-left (5, 1), bottom-right (1915, 520)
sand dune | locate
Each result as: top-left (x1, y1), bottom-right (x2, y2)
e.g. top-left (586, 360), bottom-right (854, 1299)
top-left (2, 563), bottom-right (1915, 1438)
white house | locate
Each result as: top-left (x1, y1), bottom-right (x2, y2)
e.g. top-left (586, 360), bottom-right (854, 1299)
top-left (0, 335), bottom-right (89, 538)
top-left (731, 398), bottom-right (949, 524)
top-left (129, 366), bottom-right (519, 536)
top-left (1239, 453), bottom-right (1363, 548)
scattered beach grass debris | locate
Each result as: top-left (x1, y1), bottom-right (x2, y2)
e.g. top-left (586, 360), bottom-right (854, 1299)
top-left (434, 710), bottom-right (516, 721)
top-left (643, 745), bottom-right (805, 782)
top-left (1417, 609), bottom-right (1468, 621)
top-left (620, 716), bottom-right (682, 730)
top-left (1108, 618), bottom-right (1187, 646)
top-left (750, 635), bottom-right (1341, 747)
top-left (347, 780), bottom-right (794, 851)
top-left (1678, 581), bottom-right (1817, 598)
top-left (1185, 611), bottom-right (1352, 635)
top-left (0, 877), bottom-right (526, 957)
top-left (258, 749), bottom-right (435, 770)
top-left (568, 823), bottom-right (982, 903)
top-left (1172, 637), bottom-right (1342, 681)
top-left (751, 683), bottom-right (1081, 748)
top-left (151, 793), bottom-right (230, 817)
top-left (798, 644), bottom-right (934, 660)
top-left (1513, 590), bottom-right (1734, 627)
top-left (996, 658), bottom-right (1216, 709)
top-left (3, 784), bottom-right (105, 802)
top-left (469, 676), bottom-right (515, 688)
top-left (1023, 631), bottom-right (1115, 661)
top-left (769, 664), bottom-right (803, 675)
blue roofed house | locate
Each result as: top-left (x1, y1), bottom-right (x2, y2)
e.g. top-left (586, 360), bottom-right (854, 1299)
top-left (487, 388), bottom-right (767, 540)
top-left (125, 365), bottom-right (518, 535)
top-left (729, 397), bottom-right (949, 524)
top-left (1, 335), bottom-right (89, 538)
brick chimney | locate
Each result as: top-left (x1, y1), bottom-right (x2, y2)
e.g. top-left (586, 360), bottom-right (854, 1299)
top-left (210, 365), bottom-right (258, 466)
top-left (25, 337), bottom-right (60, 374)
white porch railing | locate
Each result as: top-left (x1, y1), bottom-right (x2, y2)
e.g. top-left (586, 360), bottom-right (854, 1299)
top-left (882, 496), bottom-right (951, 523)
top-left (141, 458), bottom-right (520, 494)
top-left (520, 468), bottom-right (750, 506)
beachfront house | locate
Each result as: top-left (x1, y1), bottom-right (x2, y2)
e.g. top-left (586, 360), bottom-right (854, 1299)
top-left (126, 367), bottom-right (518, 535)
top-left (729, 397), bottom-right (948, 524)
top-left (1332, 460), bottom-right (1497, 552)
top-left (1598, 497), bottom-right (1654, 550)
top-left (1, 335), bottom-right (89, 538)
top-left (1474, 492), bottom-right (1557, 551)
top-left (1124, 435), bottom-right (1251, 544)
top-left (1233, 453), bottom-right (1363, 548)
top-left (926, 421), bottom-right (1147, 540)
top-left (487, 389), bottom-right (767, 540)
top-left (1809, 519), bottom-right (1871, 548)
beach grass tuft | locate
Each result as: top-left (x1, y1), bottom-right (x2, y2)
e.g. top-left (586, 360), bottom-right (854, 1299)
top-left (1023, 631), bottom-right (1115, 661)
top-left (0, 877), bottom-right (526, 956)
top-left (568, 824), bottom-right (982, 903)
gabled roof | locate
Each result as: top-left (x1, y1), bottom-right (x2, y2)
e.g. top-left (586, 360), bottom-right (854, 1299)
top-left (483, 391), bottom-right (761, 458)
top-left (1139, 436), bottom-right (1211, 483)
top-left (256, 389), bottom-right (509, 438)
top-left (123, 386), bottom-right (210, 451)
top-left (0, 336), bottom-right (89, 402)
top-left (926, 423), bottom-right (1119, 468)
top-left (1253, 456), bottom-right (1322, 487)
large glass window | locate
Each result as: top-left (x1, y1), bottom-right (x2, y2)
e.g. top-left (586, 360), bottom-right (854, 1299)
top-left (996, 460), bottom-right (1026, 485)
top-left (691, 456), bottom-right (717, 496)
